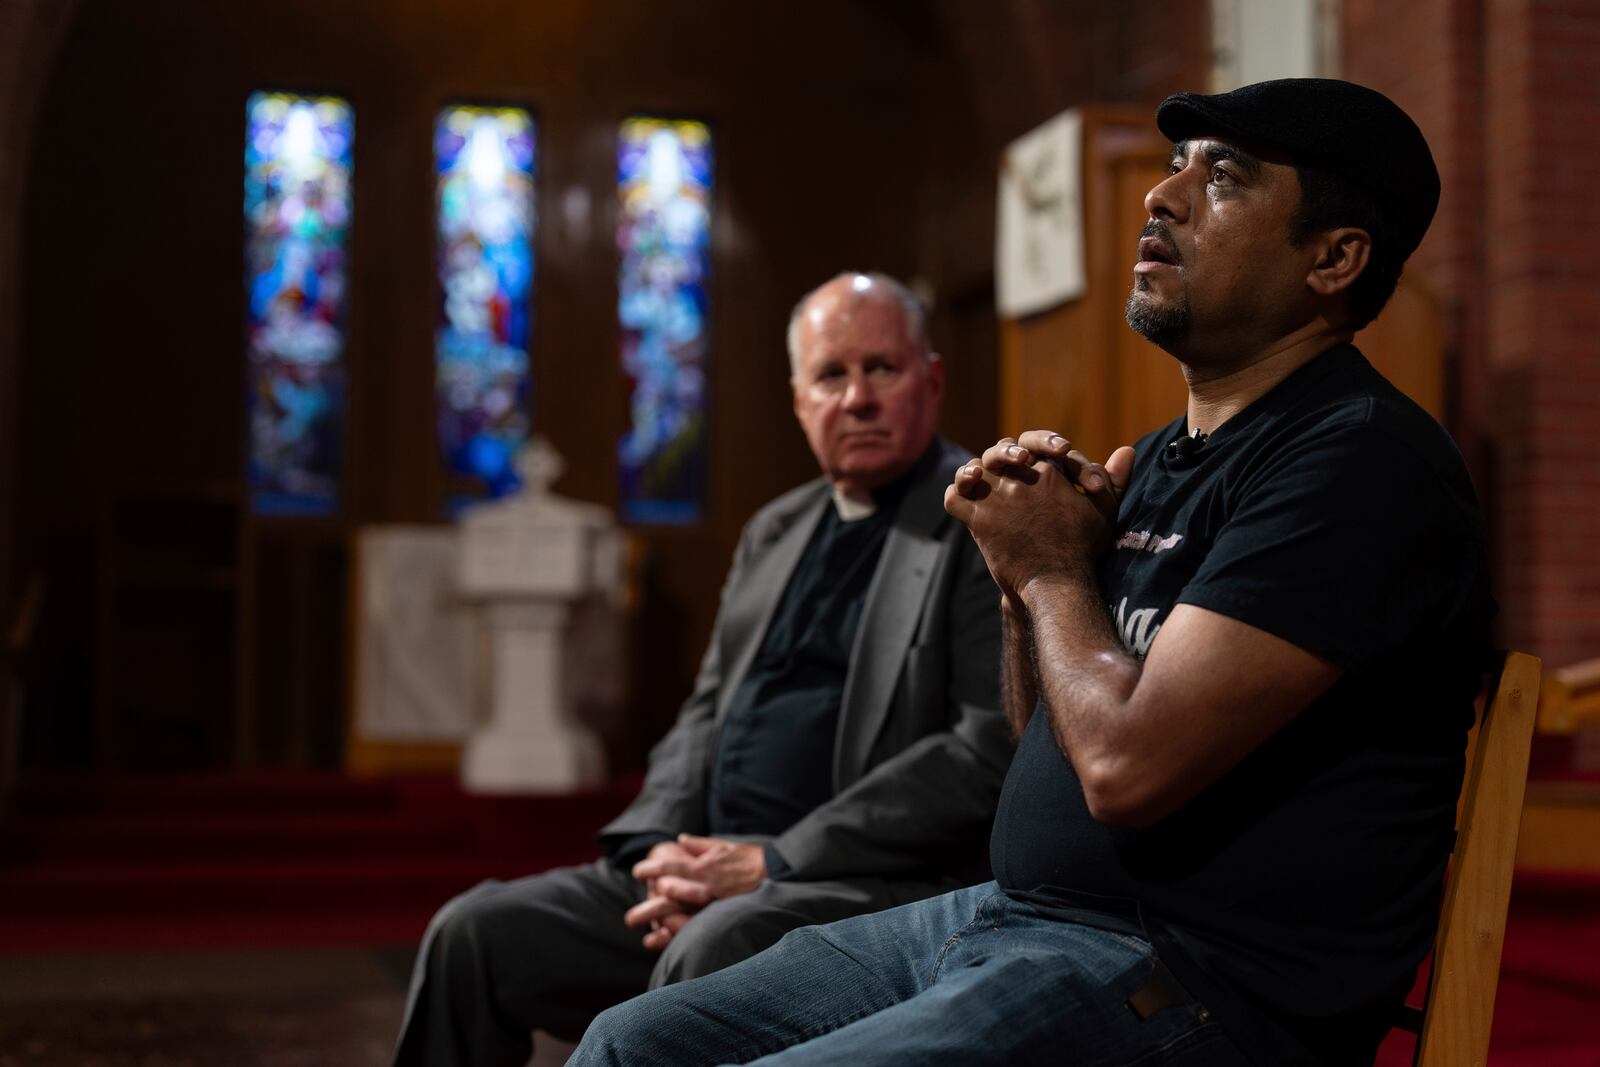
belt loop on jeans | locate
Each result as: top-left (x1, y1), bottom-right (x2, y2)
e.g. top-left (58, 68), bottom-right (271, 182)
top-left (1127, 961), bottom-right (1207, 1022)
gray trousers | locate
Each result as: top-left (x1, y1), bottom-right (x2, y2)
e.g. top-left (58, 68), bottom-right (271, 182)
top-left (391, 858), bottom-right (953, 1067)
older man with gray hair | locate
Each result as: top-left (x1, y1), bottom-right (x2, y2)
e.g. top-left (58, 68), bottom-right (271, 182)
top-left (392, 271), bottom-right (1010, 1067)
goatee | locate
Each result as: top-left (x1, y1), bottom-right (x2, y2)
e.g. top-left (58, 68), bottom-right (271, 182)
top-left (1125, 280), bottom-right (1190, 344)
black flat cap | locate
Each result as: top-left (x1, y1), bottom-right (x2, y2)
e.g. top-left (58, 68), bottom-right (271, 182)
top-left (1156, 78), bottom-right (1440, 262)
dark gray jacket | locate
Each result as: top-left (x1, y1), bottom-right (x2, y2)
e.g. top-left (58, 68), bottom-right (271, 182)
top-left (599, 437), bottom-right (1010, 883)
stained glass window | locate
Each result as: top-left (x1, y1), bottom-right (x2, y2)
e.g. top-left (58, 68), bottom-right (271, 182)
top-left (617, 117), bottom-right (712, 524)
top-left (243, 91), bottom-right (354, 516)
top-left (434, 105), bottom-right (537, 502)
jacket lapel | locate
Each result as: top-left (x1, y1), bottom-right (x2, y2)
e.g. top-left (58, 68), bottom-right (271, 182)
top-left (714, 489), bottom-right (829, 722)
top-left (833, 458), bottom-right (951, 787)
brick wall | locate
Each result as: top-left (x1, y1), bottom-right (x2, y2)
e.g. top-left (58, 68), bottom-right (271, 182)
top-left (1506, 0), bottom-right (1600, 670)
top-left (1345, 0), bottom-right (1600, 671)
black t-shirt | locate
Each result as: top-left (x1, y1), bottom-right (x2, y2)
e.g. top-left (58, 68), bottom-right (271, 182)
top-left (991, 346), bottom-right (1494, 1066)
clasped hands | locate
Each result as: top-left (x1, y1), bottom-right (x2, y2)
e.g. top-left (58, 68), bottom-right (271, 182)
top-left (623, 835), bottom-right (767, 951)
top-left (943, 430), bottom-right (1135, 607)
top-left (618, 433), bottom-right (1130, 952)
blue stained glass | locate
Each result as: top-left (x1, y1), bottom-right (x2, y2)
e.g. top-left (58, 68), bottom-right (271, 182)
top-left (243, 91), bottom-right (353, 516)
top-left (617, 117), bottom-right (712, 524)
top-left (435, 106), bottom-right (537, 502)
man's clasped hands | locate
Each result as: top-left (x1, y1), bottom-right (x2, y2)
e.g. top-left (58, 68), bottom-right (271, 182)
top-left (618, 431), bottom-right (1134, 954)
top-left (624, 836), bottom-right (767, 950)
top-left (944, 431), bottom-right (1137, 609)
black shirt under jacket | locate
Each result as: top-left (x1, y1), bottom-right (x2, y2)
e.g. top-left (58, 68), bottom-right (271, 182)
top-left (606, 446), bottom-right (937, 873)
top-left (705, 446), bottom-right (937, 845)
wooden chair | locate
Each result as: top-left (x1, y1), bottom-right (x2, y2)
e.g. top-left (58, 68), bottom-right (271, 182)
top-left (1392, 650), bottom-right (1542, 1067)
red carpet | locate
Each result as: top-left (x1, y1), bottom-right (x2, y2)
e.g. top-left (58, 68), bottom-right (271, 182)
top-left (1373, 870), bottom-right (1600, 1066)
top-left (2, 773), bottom-right (1597, 1063)
top-left (0, 772), bottom-right (639, 952)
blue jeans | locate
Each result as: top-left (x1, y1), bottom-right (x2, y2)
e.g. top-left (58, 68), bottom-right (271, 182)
top-left (569, 882), bottom-right (1248, 1066)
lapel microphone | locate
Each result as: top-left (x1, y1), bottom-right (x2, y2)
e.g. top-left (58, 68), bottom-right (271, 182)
top-left (1165, 428), bottom-right (1208, 460)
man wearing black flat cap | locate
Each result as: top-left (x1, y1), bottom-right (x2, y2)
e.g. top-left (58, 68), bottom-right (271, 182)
top-left (567, 79), bottom-right (1494, 1067)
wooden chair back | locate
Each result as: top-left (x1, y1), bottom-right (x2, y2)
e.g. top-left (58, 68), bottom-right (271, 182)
top-left (1397, 650), bottom-right (1542, 1067)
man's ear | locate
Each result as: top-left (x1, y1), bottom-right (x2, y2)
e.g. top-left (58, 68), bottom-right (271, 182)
top-left (1305, 226), bottom-right (1371, 299)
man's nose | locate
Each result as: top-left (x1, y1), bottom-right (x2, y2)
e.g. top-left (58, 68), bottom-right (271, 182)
top-left (842, 374), bottom-right (879, 413)
top-left (1144, 168), bottom-right (1188, 224)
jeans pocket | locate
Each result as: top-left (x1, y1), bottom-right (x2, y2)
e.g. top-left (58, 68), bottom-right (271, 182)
top-left (1104, 929), bottom-right (1156, 957)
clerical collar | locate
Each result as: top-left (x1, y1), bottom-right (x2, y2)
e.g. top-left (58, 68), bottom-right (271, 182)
top-left (832, 489), bottom-right (877, 521)
top-left (829, 439), bottom-right (942, 522)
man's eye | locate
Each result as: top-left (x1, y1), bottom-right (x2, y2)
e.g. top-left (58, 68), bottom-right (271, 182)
top-left (1211, 166), bottom-right (1232, 184)
top-left (1168, 161), bottom-right (1183, 176)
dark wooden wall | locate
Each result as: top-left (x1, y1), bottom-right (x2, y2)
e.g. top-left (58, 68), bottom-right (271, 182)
top-left (18, 0), bottom-right (951, 769)
top-left (10, 0), bottom-right (1214, 773)
top-left (0, 0), bottom-right (79, 791)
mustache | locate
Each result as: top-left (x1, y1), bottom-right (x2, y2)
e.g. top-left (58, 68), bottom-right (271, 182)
top-left (1140, 220), bottom-right (1182, 265)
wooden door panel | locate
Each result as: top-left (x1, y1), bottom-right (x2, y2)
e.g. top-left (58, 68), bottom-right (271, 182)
top-left (1000, 108), bottom-right (1173, 462)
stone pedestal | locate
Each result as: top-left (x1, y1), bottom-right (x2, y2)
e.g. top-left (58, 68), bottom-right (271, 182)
top-left (457, 438), bottom-right (619, 794)
top-left (462, 601), bottom-right (606, 792)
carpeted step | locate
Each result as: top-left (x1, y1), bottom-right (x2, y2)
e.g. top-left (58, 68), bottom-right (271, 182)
top-left (0, 908), bottom-right (438, 953)
top-left (0, 772), bottom-right (638, 954)
top-left (0, 810), bottom-right (478, 863)
top-left (0, 853), bottom-right (602, 917)
top-left (3, 774), bottom-right (639, 864)
top-left (0, 801), bottom-right (630, 863)
top-left (10, 773), bottom-right (405, 818)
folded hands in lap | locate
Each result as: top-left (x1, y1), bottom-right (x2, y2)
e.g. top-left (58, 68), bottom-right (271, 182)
top-left (624, 835), bottom-right (768, 950)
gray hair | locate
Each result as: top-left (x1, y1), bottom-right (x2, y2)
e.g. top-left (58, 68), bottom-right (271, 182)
top-left (786, 272), bottom-right (931, 375)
